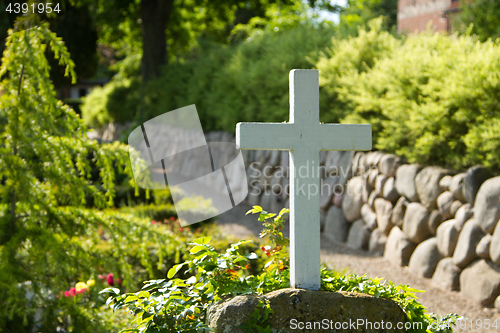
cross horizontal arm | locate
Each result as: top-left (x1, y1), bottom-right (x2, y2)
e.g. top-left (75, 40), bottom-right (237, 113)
top-left (316, 124), bottom-right (372, 151)
top-left (236, 122), bottom-right (297, 150)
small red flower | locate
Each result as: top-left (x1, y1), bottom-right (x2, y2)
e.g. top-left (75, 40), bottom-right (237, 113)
top-left (152, 220), bottom-right (156, 225)
top-left (117, 278), bottom-right (122, 286)
top-left (261, 245), bottom-right (272, 257)
top-left (68, 288), bottom-right (76, 297)
top-left (169, 216), bottom-right (175, 221)
top-left (98, 274), bottom-right (106, 280)
top-left (179, 227), bottom-right (184, 232)
top-left (64, 291), bottom-right (70, 297)
top-left (107, 273), bottom-right (114, 286)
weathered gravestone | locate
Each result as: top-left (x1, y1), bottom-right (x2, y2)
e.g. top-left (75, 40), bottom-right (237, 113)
top-left (207, 70), bottom-right (406, 332)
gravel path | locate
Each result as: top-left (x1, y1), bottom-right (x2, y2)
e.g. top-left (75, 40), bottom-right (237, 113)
top-left (216, 201), bottom-right (500, 332)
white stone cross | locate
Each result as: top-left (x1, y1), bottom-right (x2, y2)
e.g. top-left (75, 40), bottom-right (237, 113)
top-left (236, 69), bottom-right (372, 290)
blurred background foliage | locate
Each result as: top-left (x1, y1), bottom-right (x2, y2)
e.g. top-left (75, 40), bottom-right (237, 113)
top-left (453, 0), bottom-right (500, 42)
top-left (319, 20), bottom-right (500, 171)
top-left (1, 0), bottom-right (499, 331)
top-left (82, 10), bottom-right (500, 173)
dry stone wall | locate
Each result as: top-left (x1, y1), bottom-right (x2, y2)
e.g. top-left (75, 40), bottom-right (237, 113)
top-left (93, 126), bottom-right (500, 308)
top-left (348, 153), bottom-right (500, 309)
top-left (242, 143), bottom-right (500, 309)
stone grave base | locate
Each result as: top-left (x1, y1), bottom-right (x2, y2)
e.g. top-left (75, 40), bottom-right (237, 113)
top-left (207, 288), bottom-right (406, 332)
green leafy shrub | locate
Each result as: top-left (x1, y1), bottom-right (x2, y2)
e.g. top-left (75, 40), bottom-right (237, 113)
top-left (104, 206), bottom-right (459, 333)
top-left (82, 21), bottom-right (336, 133)
top-left (81, 76), bottom-right (140, 128)
top-left (318, 20), bottom-right (500, 172)
top-left (453, 0), bottom-right (500, 42)
top-left (120, 203), bottom-right (177, 221)
top-left (195, 22), bottom-right (335, 132)
top-left (317, 17), bottom-right (398, 125)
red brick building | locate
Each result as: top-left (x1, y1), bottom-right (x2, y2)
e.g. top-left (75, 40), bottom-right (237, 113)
top-left (398, 0), bottom-right (460, 34)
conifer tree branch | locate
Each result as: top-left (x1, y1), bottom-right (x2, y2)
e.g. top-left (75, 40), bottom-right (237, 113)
top-left (9, 29), bottom-right (27, 238)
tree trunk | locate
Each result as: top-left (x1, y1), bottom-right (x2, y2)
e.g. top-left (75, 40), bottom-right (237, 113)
top-left (140, 0), bottom-right (174, 82)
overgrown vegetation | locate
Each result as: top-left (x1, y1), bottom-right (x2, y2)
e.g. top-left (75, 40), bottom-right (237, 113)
top-left (0, 22), bottom-right (246, 332)
top-left (0, 22), bottom-right (162, 332)
top-left (82, 19), bottom-right (336, 131)
top-left (104, 206), bottom-right (460, 332)
top-left (453, 0), bottom-right (500, 42)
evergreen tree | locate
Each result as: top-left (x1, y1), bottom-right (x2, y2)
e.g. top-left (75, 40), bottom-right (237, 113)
top-left (0, 22), bottom-right (167, 332)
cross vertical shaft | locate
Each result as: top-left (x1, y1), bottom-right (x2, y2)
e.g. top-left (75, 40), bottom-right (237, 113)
top-left (288, 70), bottom-right (321, 289)
top-left (289, 148), bottom-right (321, 289)
top-left (289, 69), bottom-right (319, 125)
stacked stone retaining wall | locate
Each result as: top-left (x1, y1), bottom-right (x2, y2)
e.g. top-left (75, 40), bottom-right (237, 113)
top-left (240, 137), bottom-right (500, 309)
top-left (94, 126), bottom-right (500, 309)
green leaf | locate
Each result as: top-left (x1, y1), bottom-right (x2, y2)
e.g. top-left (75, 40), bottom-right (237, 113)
top-left (190, 245), bottom-right (206, 254)
top-left (100, 287), bottom-right (121, 295)
top-left (245, 253), bottom-right (258, 260)
top-left (246, 205), bottom-right (263, 215)
top-left (168, 263), bottom-right (187, 279)
top-left (205, 282), bottom-right (214, 294)
top-left (124, 295), bottom-right (139, 303)
top-left (193, 236), bottom-right (212, 245)
top-left (186, 276), bottom-right (197, 285)
top-left (400, 285), bottom-right (424, 293)
top-left (264, 259), bottom-right (275, 269)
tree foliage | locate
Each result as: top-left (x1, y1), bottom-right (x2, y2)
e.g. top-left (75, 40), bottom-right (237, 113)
top-left (318, 21), bottom-right (500, 172)
top-left (82, 18), bottom-right (336, 131)
top-left (0, 1), bottom-right (100, 86)
top-left (453, 0), bottom-right (500, 42)
top-left (84, 17), bottom-right (500, 173)
top-left (0, 23), bottom-right (183, 332)
top-left (335, 0), bottom-right (397, 37)
top-left (92, 0), bottom-right (304, 83)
